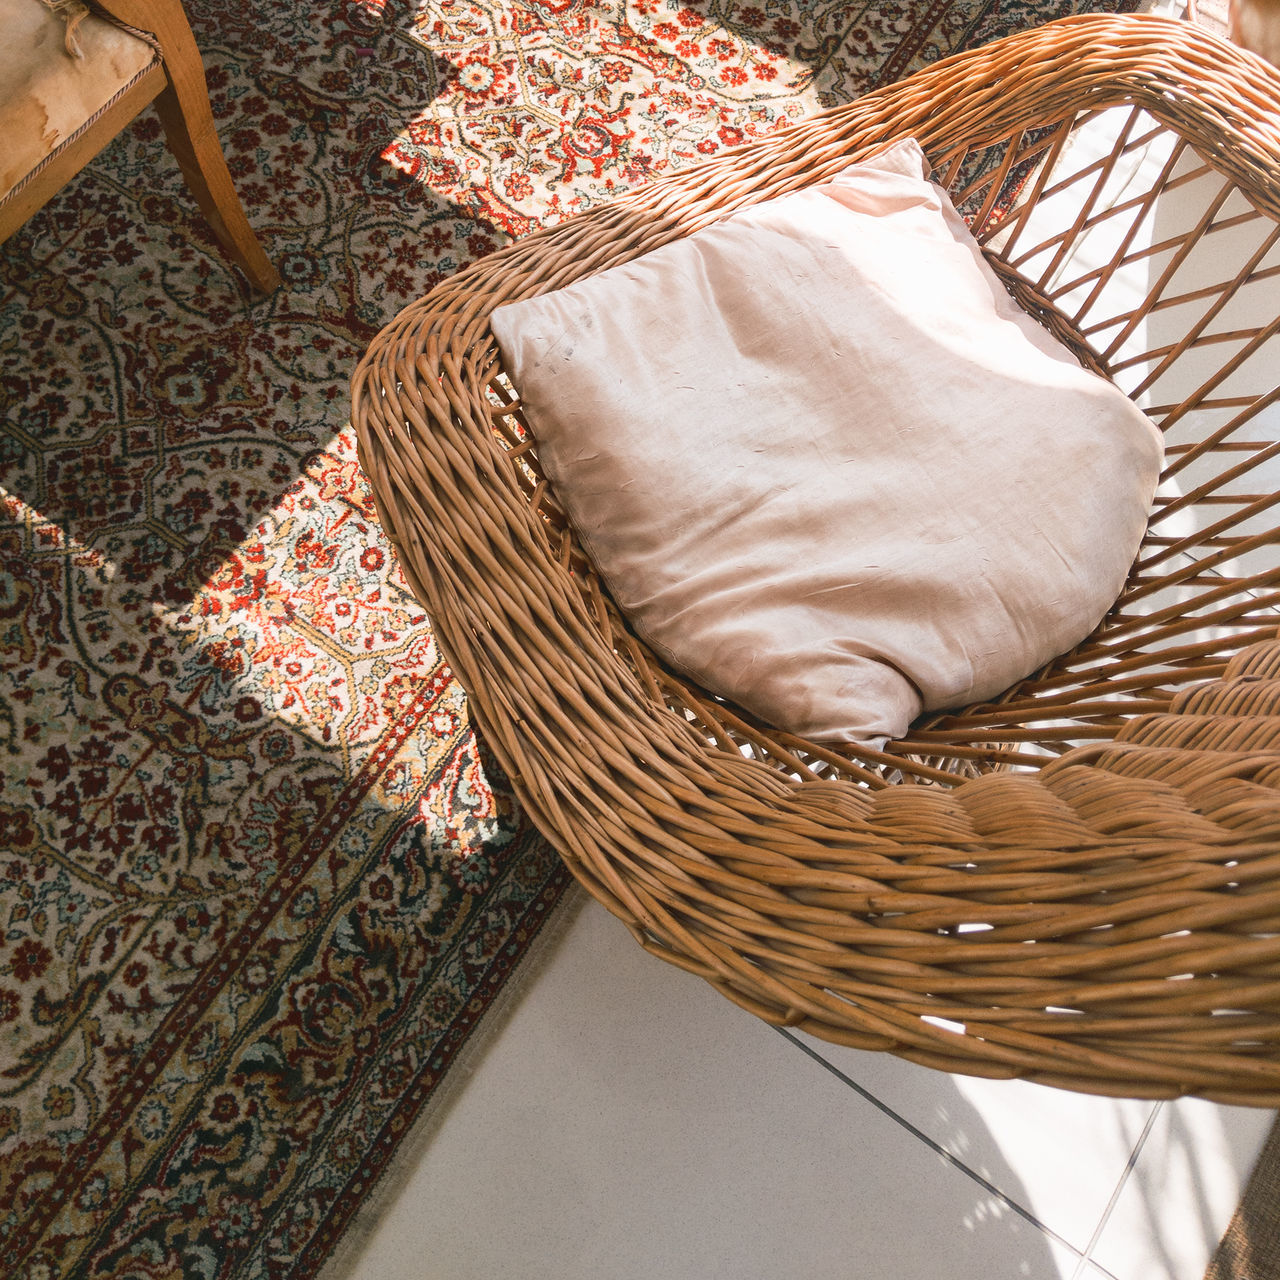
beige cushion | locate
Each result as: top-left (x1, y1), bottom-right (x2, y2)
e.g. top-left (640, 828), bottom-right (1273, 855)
top-left (491, 139), bottom-right (1164, 744)
top-left (0, 0), bottom-right (157, 202)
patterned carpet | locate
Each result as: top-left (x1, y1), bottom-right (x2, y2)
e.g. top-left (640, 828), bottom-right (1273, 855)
top-left (0, 1), bottom-right (1132, 1276)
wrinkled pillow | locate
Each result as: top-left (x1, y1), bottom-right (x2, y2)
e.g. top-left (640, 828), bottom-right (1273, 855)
top-left (490, 139), bottom-right (1164, 744)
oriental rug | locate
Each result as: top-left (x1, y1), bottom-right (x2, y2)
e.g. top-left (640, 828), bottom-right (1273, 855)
top-left (1206, 1115), bottom-right (1280, 1280)
top-left (1, 0), bottom-right (1136, 1276)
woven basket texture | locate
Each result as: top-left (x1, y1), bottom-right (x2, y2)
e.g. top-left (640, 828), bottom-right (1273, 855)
top-left (353, 13), bottom-right (1280, 1104)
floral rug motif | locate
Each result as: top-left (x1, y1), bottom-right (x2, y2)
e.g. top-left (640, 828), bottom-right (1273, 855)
top-left (1, 0), bottom-right (1132, 1276)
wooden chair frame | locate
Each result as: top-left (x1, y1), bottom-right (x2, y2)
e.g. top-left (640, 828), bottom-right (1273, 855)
top-left (1, 0), bottom-right (280, 292)
top-left (353, 14), bottom-right (1280, 1104)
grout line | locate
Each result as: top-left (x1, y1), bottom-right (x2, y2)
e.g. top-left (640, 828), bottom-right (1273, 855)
top-left (1073, 1246), bottom-right (1121, 1280)
top-left (1076, 1252), bottom-right (1124, 1280)
top-left (1072, 1099), bottom-right (1163, 1280)
top-left (775, 1027), bottom-right (1089, 1263)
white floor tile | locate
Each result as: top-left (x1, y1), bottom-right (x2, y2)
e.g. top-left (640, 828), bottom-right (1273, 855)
top-left (788, 1029), bottom-right (1157, 1256)
top-left (1088, 1097), bottom-right (1276, 1279)
top-left (341, 894), bottom-right (1086, 1280)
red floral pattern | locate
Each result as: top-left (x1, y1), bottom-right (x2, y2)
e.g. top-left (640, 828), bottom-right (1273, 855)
top-left (0, 0), bottom-right (1130, 1275)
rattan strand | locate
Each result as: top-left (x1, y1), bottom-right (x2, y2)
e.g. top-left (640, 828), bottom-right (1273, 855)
top-left (353, 14), bottom-right (1280, 1103)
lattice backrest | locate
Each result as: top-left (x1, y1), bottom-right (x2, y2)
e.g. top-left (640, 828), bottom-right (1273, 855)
top-left (879, 102), bottom-right (1280, 783)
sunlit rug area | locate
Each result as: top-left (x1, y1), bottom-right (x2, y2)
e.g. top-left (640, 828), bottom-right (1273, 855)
top-left (0, 0), bottom-right (1140, 1275)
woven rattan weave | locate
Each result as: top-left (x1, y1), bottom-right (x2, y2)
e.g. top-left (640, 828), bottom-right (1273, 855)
top-left (353, 14), bottom-right (1280, 1104)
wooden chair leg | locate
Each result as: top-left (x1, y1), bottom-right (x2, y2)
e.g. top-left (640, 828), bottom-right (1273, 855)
top-left (152, 80), bottom-right (282, 293)
top-left (84, 0), bottom-right (280, 291)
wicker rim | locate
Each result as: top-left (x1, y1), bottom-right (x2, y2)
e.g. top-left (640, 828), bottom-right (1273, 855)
top-left (353, 14), bottom-right (1280, 1103)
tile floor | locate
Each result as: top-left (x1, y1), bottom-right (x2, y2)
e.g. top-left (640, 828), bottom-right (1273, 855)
top-left (335, 891), bottom-right (1275, 1280)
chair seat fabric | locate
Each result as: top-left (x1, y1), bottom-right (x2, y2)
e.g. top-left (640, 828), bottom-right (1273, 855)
top-left (0, 0), bottom-right (156, 203)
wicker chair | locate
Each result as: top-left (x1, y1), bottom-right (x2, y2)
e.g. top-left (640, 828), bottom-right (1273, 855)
top-left (353, 13), bottom-right (1280, 1105)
